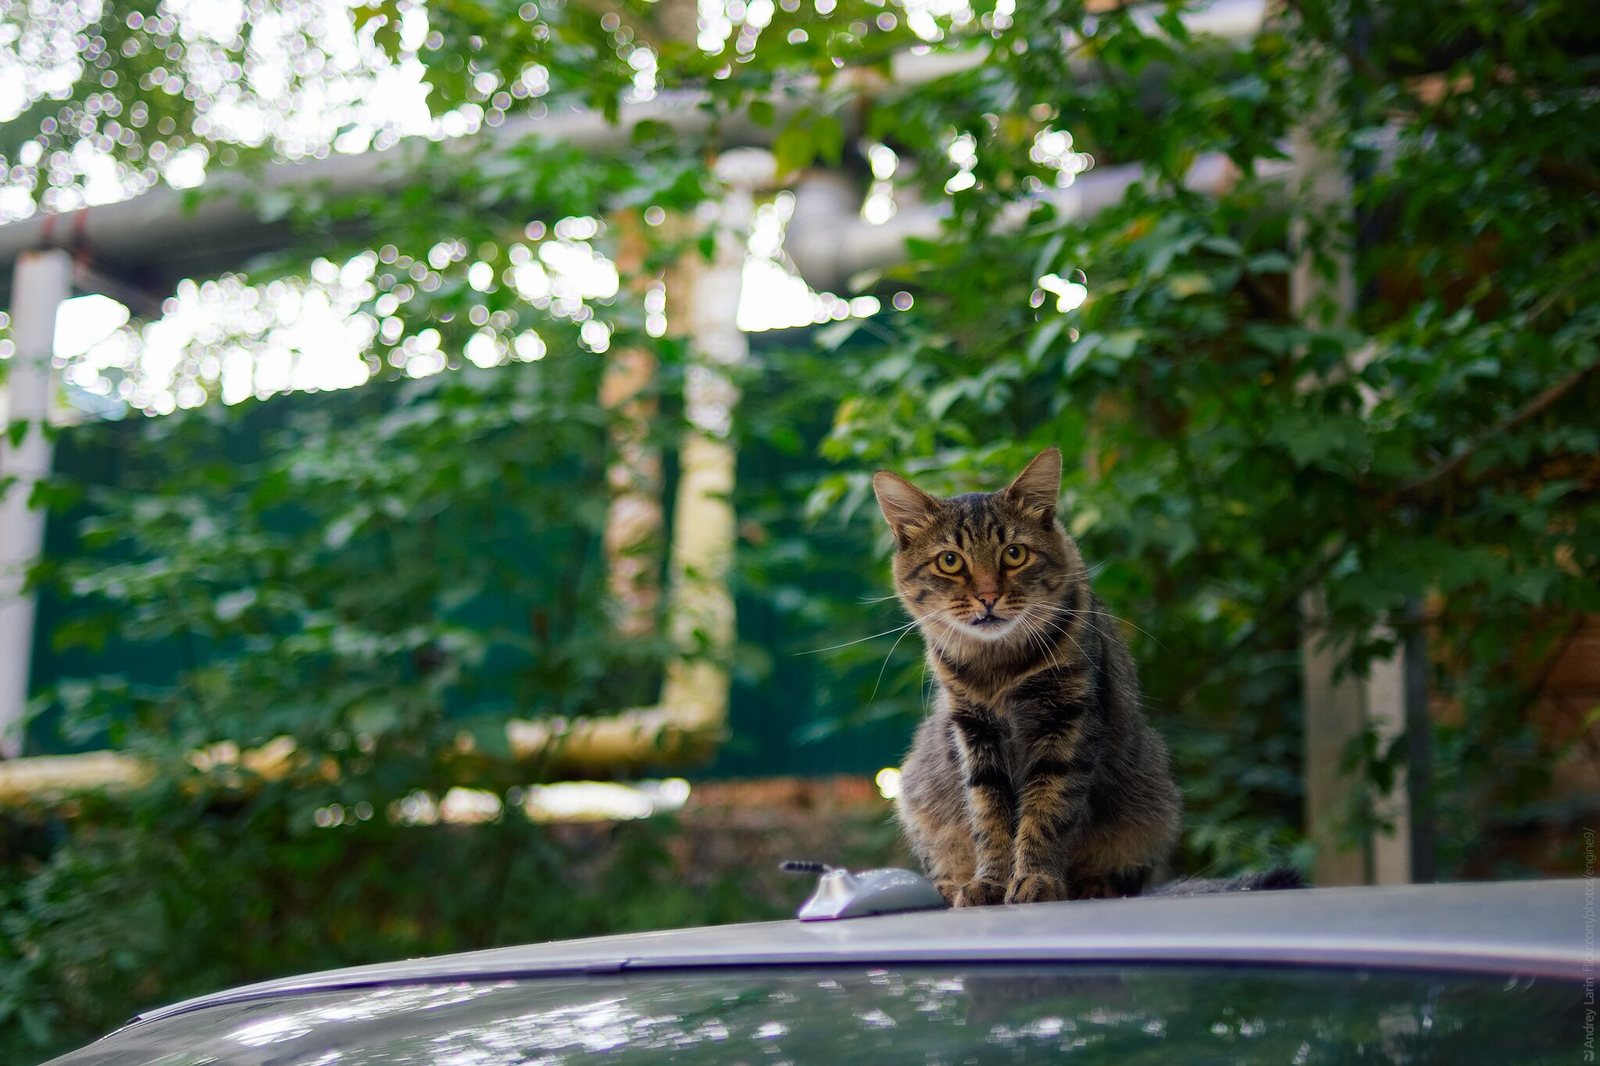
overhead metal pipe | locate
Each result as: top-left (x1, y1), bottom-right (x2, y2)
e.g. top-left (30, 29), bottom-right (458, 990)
top-left (784, 152), bottom-right (1278, 292)
top-left (0, 0), bottom-right (1267, 298)
top-left (0, 247), bottom-right (71, 757)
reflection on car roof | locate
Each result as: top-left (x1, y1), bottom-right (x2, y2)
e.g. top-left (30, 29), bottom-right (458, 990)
top-left (132, 879), bottom-right (1586, 1030)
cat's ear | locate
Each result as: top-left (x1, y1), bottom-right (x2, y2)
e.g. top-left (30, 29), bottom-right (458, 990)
top-left (873, 471), bottom-right (940, 546)
top-left (1002, 447), bottom-right (1062, 522)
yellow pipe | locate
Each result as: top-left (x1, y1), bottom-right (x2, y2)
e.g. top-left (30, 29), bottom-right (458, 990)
top-left (0, 152), bottom-right (774, 806)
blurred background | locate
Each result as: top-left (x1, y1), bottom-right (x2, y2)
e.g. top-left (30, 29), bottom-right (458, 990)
top-left (0, 0), bottom-right (1596, 1058)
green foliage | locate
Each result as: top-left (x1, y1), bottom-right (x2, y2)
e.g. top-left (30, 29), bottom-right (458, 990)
top-left (800, 0), bottom-right (1600, 883)
top-left (0, 786), bottom-right (843, 1064)
top-left (36, 357), bottom-right (691, 769)
top-left (3, 0), bottom-right (1599, 1060)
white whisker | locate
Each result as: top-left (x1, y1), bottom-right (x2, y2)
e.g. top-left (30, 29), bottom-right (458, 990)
top-left (1028, 601), bottom-right (1091, 663)
top-left (1019, 608), bottom-right (1067, 674)
top-left (1086, 608), bottom-right (1166, 649)
top-left (1033, 599), bottom-right (1165, 651)
top-left (870, 608), bottom-right (952, 702)
top-left (797, 619), bottom-right (920, 655)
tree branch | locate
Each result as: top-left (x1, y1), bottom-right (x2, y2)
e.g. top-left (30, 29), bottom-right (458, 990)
top-left (1397, 358), bottom-right (1600, 502)
top-left (1537, 156), bottom-right (1600, 200)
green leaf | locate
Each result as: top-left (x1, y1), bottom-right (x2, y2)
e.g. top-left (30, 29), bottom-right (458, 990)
top-left (1099, 330), bottom-right (1143, 360)
top-left (813, 319), bottom-right (862, 349)
top-left (1264, 410), bottom-right (1367, 470)
top-left (772, 116), bottom-right (815, 179)
top-left (347, 700), bottom-right (400, 737)
top-left (927, 380), bottom-right (965, 419)
top-left (1064, 333), bottom-right (1101, 377)
top-left (1026, 317), bottom-right (1067, 368)
top-left (1031, 232), bottom-right (1067, 281)
top-left (214, 588), bottom-right (258, 623)
top-left (459, 716), bottom-right (514, 760)
top-left (1166, 272), bottom-right (1214, 299)
top-left (1247, 251), bottom-right (1293, 274)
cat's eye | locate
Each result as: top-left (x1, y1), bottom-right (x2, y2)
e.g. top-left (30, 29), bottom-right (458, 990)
top-left (1003, 544), bottom-right (1029, 567)
top-left (935, 551), bottom-right (964, 575)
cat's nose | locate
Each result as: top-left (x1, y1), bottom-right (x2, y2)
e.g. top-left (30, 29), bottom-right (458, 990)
top-left (976, 592), bottom-right (998, 610)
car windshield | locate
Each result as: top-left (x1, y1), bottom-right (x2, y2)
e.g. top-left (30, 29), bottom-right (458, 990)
top-left (59, 963), bottom-right (1578, 1065)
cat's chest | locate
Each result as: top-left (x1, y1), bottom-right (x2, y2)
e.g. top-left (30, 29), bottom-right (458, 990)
top-left (938, 672), bottom-right (1059, 716)
top-left (935, 682), bottom-right (1054, 755)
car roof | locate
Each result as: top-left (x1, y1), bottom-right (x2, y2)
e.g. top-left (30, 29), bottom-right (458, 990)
top-left (133, 878), bottom-right (1585, 1028)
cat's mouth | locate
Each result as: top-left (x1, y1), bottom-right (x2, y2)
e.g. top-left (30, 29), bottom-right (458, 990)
top-left (967, 612), bottom-right (1011, 634)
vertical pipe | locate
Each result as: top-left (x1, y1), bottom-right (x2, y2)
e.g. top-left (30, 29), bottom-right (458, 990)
top-left (1298, 592), bottom-right (1371, 886)
top-left (1290, 17), bottom-right (1412, 885)
top-left (1403, 598), bottom-right (1437, 881)
top-left (601, 212), bottom-right (665, 640)
top-left (1366, 624), bottom-right (1413, 886)
top-left (1288, 26), bottom-right (1377, 886)
top-left (0, 247), bottom-right (72, 757)
top-left (656, 148), bottom-right (775, 739)
top-left (1292, 99), bottom-right (1369, 882)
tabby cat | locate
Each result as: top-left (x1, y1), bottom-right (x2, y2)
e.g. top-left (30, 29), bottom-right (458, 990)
top-left (874, 447), bottom-right (1181, 906)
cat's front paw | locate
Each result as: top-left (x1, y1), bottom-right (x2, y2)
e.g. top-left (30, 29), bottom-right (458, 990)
top-left (953, 879), bottom-right (1008, 907)
top-left (932, 879), bottom-right (962, 905)
top-left (1005, 873), bottom-right (1067, 904)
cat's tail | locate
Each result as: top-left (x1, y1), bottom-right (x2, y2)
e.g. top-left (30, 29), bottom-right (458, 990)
top-left (1149, 868), bottom-right (1306, 897)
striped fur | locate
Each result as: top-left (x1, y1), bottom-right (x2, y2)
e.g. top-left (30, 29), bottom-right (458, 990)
top-left (874, 448), bottom-right (1180, 906)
